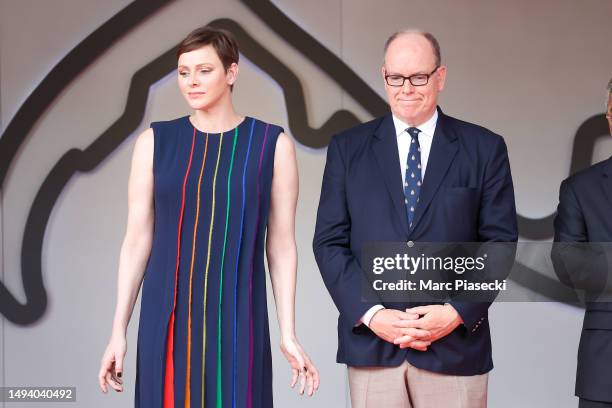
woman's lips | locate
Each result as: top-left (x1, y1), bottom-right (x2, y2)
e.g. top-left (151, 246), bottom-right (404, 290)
top-left (188, 92), bottom-right (206, 98)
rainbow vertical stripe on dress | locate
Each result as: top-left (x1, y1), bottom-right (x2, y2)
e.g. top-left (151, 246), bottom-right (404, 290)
top-left (135, 116), bottom-right (281, 408)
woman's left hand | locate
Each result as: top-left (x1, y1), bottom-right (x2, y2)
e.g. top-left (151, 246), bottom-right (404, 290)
top-left (280, 337), bottom-right (320, 396)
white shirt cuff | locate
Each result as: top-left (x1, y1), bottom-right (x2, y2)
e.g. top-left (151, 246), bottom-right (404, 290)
top-left (358, 305), bottom-right (385, 327)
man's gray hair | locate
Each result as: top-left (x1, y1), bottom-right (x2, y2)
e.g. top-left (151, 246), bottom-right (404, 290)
top-left (383, 29), bottom-right (441, 66)
top-left (608, 77), bottom-right (612, 98)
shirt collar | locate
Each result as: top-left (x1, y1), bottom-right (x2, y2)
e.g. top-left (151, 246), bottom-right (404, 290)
top-left (392, 109), bottom-right (438, 138)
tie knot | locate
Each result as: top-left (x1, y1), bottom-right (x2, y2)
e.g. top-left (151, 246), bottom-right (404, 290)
top-left (407, 127), bottom-right (420, 140)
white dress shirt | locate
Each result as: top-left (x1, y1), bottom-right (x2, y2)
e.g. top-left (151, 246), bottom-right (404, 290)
top-left (359, 110), bottom-right (439, 328)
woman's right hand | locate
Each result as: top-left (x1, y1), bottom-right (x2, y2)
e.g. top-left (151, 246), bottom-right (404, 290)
top-left (98, 335), bottom-right (126, 393)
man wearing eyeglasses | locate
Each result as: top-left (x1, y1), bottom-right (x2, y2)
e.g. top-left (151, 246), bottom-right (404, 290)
top-left (313, 29), bottom-right (517, 407)
top-left (553, 78), bottom-right (612, 408)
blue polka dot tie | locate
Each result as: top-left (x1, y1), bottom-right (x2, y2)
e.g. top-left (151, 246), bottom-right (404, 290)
top-left (404, 127), bottom-right (422, 228)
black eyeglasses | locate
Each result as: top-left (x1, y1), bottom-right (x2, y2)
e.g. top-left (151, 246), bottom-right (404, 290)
top-left (384, 66), bottom-right (440, 87)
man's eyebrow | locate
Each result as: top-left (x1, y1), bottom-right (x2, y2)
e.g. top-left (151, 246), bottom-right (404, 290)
top-left (384, 70), bottom-right (428, 76)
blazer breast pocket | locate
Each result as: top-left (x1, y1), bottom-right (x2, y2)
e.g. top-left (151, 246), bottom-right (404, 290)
top-left (443, 186), bottom-right (479, 203)
top-left (440, 187), bottom-right (480, 226)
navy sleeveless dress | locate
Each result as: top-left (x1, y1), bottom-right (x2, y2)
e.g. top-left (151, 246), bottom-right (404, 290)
top-left (135, 115), bottom-right (282, 408)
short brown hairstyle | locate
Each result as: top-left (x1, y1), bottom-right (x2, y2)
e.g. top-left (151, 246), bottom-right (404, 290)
top-left (177, 26), bottom-right (239, 73)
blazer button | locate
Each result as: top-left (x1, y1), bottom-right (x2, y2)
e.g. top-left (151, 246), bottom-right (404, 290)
top-left (407, 241), bottom-right (414, 247)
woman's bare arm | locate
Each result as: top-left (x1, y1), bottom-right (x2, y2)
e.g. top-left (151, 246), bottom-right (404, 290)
top-left (111, 127), bottom-right (154, 337)
top-left (99, 127), bottom-right (154, 393)
top-left (266, 132), bottom-right (298, 341)
top-left (266, 132), bottom-right (319, 396)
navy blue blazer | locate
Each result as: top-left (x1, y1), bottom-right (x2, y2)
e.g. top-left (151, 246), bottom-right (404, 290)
top-left (313, 107), bottom-right (518, 375)
top-left (553, 156), bottom-right (612, 402)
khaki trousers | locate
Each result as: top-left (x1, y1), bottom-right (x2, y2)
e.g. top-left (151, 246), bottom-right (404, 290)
top-left (348, 360), bottom-right (488, 408)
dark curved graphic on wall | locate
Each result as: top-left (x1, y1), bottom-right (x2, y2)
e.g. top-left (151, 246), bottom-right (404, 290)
top-left (517, 115), bottom-right (610, 240)
top-left (0, 0), bottom-right (173, 325)
top-left (239, 0), bottom-right (611, 241)
top-left (241, 0), bottom-right (389, 120)
top-left (0, 0), bottom-right (609, 323)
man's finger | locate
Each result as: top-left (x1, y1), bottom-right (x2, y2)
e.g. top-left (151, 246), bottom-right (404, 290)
top-left (393, 335), bottom-right (414, 344)
top-left (394, 310), bottom-right (420, 320)
top-left (405, 306), bottom-right (433, 315)
top-left (398, 340), bottom-right (430, 350)
top-left (410, 340), bottom-right (431, 348)
top-left (397, 327), bottom-right (431, 338)
top-left (405, 344), bottom-right (428, 351)
top-left (392, 319), bottom-right (425, 329)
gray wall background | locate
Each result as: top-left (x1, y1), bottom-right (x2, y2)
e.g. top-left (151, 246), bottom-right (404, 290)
top-left (1, 0), bottom-right (612, 406)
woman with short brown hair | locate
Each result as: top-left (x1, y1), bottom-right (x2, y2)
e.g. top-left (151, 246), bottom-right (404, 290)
top-left (98, 26), bottom-right (319, 407)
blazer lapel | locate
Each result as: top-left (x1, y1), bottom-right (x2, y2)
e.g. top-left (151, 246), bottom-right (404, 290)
top-left (410, 110), bottom-right (459, 234)
top-left (372, 114), bottom-right (410, 237)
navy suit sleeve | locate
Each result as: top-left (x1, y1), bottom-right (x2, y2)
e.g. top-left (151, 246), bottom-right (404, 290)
top-left (551, 180), bottom-right (587, 289)
top-left (554, 179), bottom-right (587, 242)
top-left (313, 135), bottom-right (381, 326)
top-left (551, 179), bottom-right (610, 292)
top-left (450, 135), bottom-right (518, 331)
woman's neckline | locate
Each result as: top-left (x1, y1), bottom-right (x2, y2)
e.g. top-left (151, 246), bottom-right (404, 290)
top-left (186, 115), bottom-right (249, 135)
